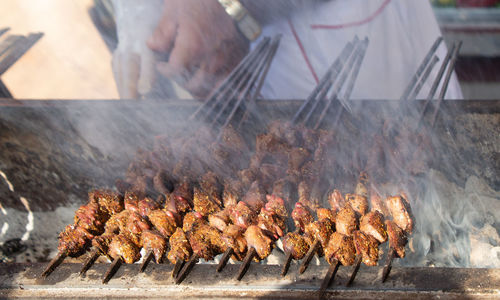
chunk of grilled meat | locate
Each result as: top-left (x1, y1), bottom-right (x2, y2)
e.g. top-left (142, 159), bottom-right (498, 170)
top-left (335, 205), bottom-right (358, 236)
top-left (222, 179), bottom-right (243, 207)
top-left (288, 147), bottom-right (311, 171)
top-left (257, 208), bottom-right (286, 239)
top-left (221, 225), bottom-right (247, 261)
top-left (92, 233), bottom-right (114, 256)
top-left (385, 220), bottom-right (407, 258)
top-left (360, 211), bottom-right (387, 243)
top-left (354, 171), bottom-right (369, 198)
top-left (271, 178), bottom-right (295, 210)
top-left (124, 192), bottom-right (141, 213)
top-left (108, 234), bottom-right (141, 264)
top-left (104, 210), bottom-right (130, 234)
top-left (148, 209), bottom-right (180, 238)
top-left (386, 195), bottom-right (414, 233)
top-left (242, 181), bottom-right (266, 212)
top-left (316, 208), bottom-right (336, 227)
top-left (244, 225), bottom-right (274, 260)
top-left (171, 178), bottom-right (194, 214)
top-left (137, 197), bottom-right (162, 217)
top-left (141, 230), bottom-right (168, 263)
top-left (369, 189), bottom-right (389, 217)
top-left (187, 223), bottom-right (218, 260)
top-left (89, 190), bottom-right (124, 216)
top-left (74, 202), bottom-right (107, 235)
top-left (282, 232), bottom-right (310, 260)
top-left (291, 202), bottom-right (314, 233)
top-left (228, 202), bottom-right (256, 229)
top-left (346, 193), bottom-right (369, 216)
top-left (182, 212), bottom-right (204, 232)
top-left (200, 172), bottom-right (223, 208)
top-left (305, 220), bottom-right (334, 255)
top-left (265, 195), bottom-right (288, 218)
top-left (124, 212), bottom-right (151, 247)
top-left (208, 210), bottom-right (231, 232)
top-left (58, 225), bottom-right (94, 257)
top-left (193, 186), bottom-right (221, 217)
top-left (297, 181), bottom-right (319, 210)
top-left (327, 189), bottom-right (346, 212)
top-left (167, 228), bottom-right (192, 264)
top-left (353, 231), bottom-right (379, 266)
top-left (324, 232), bottom-right (356, 266)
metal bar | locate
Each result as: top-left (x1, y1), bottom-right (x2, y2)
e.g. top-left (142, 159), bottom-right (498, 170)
top-left (342, 37), bottom-right (370, 105)
top-left (407, 55), bottom-right (440, 101)
top-left (0, 79), bottom-right (13, 98)
top-left (400, 37), bottom-right (443, 101)
top-left (0, 33), bottom-right (44, 76)
top-left (0, 27), bottom-right (10, 38)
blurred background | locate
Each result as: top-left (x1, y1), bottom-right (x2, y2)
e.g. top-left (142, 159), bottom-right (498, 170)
top-left (0, 0), bottom-right (499, 100)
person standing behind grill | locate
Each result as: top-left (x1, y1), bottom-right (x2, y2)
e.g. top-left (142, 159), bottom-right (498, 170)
top-left (112, 0), bottom-right (462, 100)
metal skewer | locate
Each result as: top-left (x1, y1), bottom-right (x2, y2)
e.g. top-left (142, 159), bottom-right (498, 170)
top-left (172, 259), bottom-right (185, 278)
top-left (319, 260), bottom-right (340, 297)
top-left (346, 255), bottom-right (362, 287)
top-left (102, 257), bottom-right (122, 284)
top-left (236, 247), bottom-right (256, 281)
top-left (217, 248), bottom-right (234, 273)
top-left (79, 248), bottom-right (100, 277)
top-left (281, 252), bottom-right (293, 276)
top-left (175, 254), bottom-right (199, 284)
top-left (382, 248), bottom-right (396, 283)
top-left (407, 55), bottom-right (440, 102)
top-left (140, 251), bottom-right (154, 273)
top-left (41, 251), bottom-right (66, 278)
top-left (298, 240), bottom-right (319, 274)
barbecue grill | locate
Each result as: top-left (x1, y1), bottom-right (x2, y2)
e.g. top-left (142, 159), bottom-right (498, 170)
top-left (1, 36), bottom-right (499, 299)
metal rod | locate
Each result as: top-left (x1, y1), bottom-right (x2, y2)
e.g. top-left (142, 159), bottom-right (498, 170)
top-left (102, 257), bottom-right (122, 284)
top-left (298, 240), bottom-right (319, 274)
top-left (382, 249), bottom-right (395, 283)
top-left (346, 255), bottom-right (362, 287)
top-left (175, 254), bottom-right (198, 284)
top-left (400, 37), bottom-right (443, 101)
top-left (0, 27), bottom-right (9, 37)
top-left (407, 55), bottom-right (440, 101)
top-left (281, 252), bottom-right (293, 277)
top-left (319, 260), bottom-right (340, 296)
top-left (79, 248), bottom-right (100, 277)
top-left (217, 248), bottom-right (234, 273)
top-left (41, 251), bottom-right (66, 278)
top-left (236, 247), bottom-right (256, 281)
top-left (431, 41), bottom-right (463, 127)
top-left (172, 259), bottom-right (184, 279)
top-left (0, 33), bottom-right (44, 76)
top-left (140, 251), bottom-right (154, 273)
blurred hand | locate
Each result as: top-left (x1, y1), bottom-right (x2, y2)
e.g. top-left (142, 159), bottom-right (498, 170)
top-left (147, 0), bottom-right (249, 98)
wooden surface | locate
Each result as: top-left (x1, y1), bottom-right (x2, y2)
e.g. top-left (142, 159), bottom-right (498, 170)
top-left (0, 0), bottom-right (118, 99)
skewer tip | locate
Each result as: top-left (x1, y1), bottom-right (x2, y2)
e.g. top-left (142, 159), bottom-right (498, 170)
top-left (346, 256), bottom-right (362, 287)
top-left (382, 249), bottom-right (396, 283)
top-left (319, 260), bottom-right (340, 297)
top-left (172, 259), bottom-right (184, 279)
top-left (41, 251), bottom-right (66, 278)
top-left (79, 249), bottom-right (99, 277)
top-left (175, 254), bottom-right (198, 285)
top-left (102, 257), bottom-right (122, 284)
top-left (217, 248), bottom-right (234, 273)
top-left (281, 252), bottom-right (293, 277)
top-left (236, 247), bottom-right (256, 281)
top-left (298, 240), bottom-right (319, 274)
top-left (140, 251), bottom-right (154, 273)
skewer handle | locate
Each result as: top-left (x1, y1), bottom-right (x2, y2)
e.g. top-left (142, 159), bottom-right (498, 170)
top-left (382, 248), bottom-right (396, 283)
top-left (236, 247), bottom-right (256, 281)
top-left (172, 259), bottom-right (185, 279)
top-left (281, 252), bottom-right (293, 277)
top-left (346, 255), bottom-right (362, 287)
top-left (298, 240), bottom-right (319, 274)
top-left (319, 260), bottom-right (340, 296)
top-left (102, 257), bottom-right (122, 284)
top-left (217, 248), bottom-right (234, 273)
top-left (140, 251), bottom-right (154, 273)
top-left (80, 248), bottom-right (99, 277)
top-left (41, 251), bottom-right (66, 278)
top-left (176, 254), bottom-right (199, 284)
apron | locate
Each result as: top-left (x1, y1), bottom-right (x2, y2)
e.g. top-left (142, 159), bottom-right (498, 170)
top-left (257, 0), bottom-right (463, 100)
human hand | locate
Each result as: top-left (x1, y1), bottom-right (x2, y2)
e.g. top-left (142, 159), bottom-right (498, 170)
top-left (147, 0), bottom-right (249, 98)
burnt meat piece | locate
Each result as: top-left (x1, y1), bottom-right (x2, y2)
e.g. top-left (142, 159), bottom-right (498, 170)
top-left (353, 231), bottom-right (379, 266)
top-left (305, 220), bottom-right (334, 255)
top-left (324, 232), bottom-right (356, 266)
top-left (327, 189), bottom-right (346, 212)
top-left (346, 193), bottom-right (369, 216)
top-left (148, 209), bottom-right (180, 238)
top-left (385, 220), bottom-right (407, 258)
top-left (386, 195), bottom-right (414, 233)
top-left (282, 232), bottom-right (310, 260)
top-left (291, 202), bottom-right (314, 233)
top-left (58, 225), bottom-right (93, 256)
top-left (183, 211), bottom-right (204, 232)
top-left (244, 225), bottom-right (273, 260)
top-left (108, 234), bottom-right (141, 264)
top-left (74, 202), bottom-right (107, 235)
top-left (90, 190), bottom-right (124, 216)
top-left (360, 211), bottom-right (387, 243)
top-left (167, 228), bottom-right (192, 264)
top-left (228, 202), bottom-right (256, 229)
top-left (242, 181), bottom-right (266, 212)
top-left (193, 186), bottom-right (221, 217)
top-left (335, 205), bottom-right (358, 236)
top-left (221, 225), bottom-right (247, 261)
top-left (141, 230), bottom-right (168, 263)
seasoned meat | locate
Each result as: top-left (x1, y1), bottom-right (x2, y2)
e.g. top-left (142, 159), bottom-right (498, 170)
top-left (153, 170), bottom-right (174, 195)
top-left (360, 211), bottom-right (387, 243)
top-left (104, 210), bottom-right (130, 234)
top-left (305, 220), bottom-right (334, 253)
top-left (335, 205), bottom-right (358, 236)
top-left (297, 181), bottom-right (320, 209)
top-left (171, 178), bottom-right (194, 214)
top-left (244, 225), bottom-right (273, 260)
top-left (193, 186), bottom-right (221, 217)
top-left (316, 208), bottom-right (336, 227)
top-left (115, 179), bottom-right (132, 195)
top-left (259, 164), bottom-right (286, 192)
top-left (137, 197), bottom-right (162, 217)
top-left (265, 195), bottom-right (288, 218)
top-left (73, 201), bottom-right (107, 235)
top-left (187, 225), bottom-right (216, 260)
top-left (108, 234), bottom-right (141, 264)
top-left (92, 233), bottom-right (114, 256)
top-left (58, 225), bottom-right (93, 256)
top-left (354, 171), bottom-right (369, 198)
top-left (220, 125), bottom-right (250, 154)
top-left (222, 179), bottom-right (243, 207)
top-left (228, 202), bottom-right (256, 229)
top-left (242, 181), bottom-right (266, 212)
top-left (238, 169), bottom-right (257, 190)
top-left (148, 209), bottom-right (180, 238)
top-left (257, 208), bottom-right (286, 239)
top-left (182, 211), bottom-right (204, 232)
top-left (385, 220), bottom-right (407, 258)
top-left (324, 232), bottom-right (356, 266)
top-left (167, 228), bottom-right (192, 264)
top-left (256, 132), bottom-right (290, 155)
top-left (327, 189), bottom-right (346, 212)
top-left (125, 212), bottom-right (151, 247)
top-left (208, 210), bottom-right (230, 232)
top-left (271, 179), bottom-right (295, 209)
top-left (353, 231), bottom-right (379, 266)
top-left (282, 232), bottom-right (310, 260)
top-left (90, 190), bottom-right (124, 216)
top-left (200, 172), bottom-right (223, 208)
top-left (291, 202), bottom-right (314, 233)
top-left (141, 230), bottom-right (168, 263)
top-left (370, 190), bottom-right (389, 217)
top-left (221, 225), bottom-right (247, 261)
top-left (386, 195), bottom-right (414, 233)
top-left (346, 193), bottom-right (369, 216)
top-left (124, 192), bottom-right (140, 214)
top-left (288, 147), bottom-right (311, 171)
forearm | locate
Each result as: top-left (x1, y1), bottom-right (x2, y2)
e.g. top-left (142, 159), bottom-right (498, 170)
top-left (241, 0), bottom-right (324, 24)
